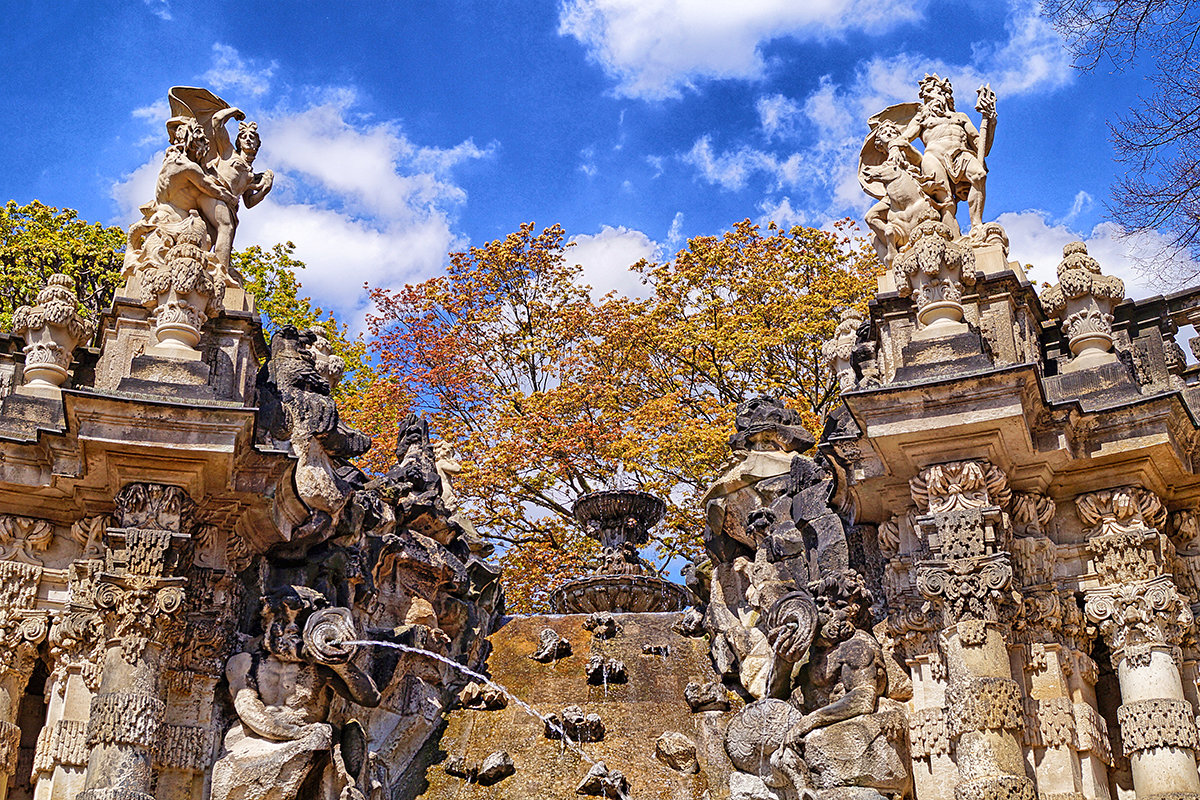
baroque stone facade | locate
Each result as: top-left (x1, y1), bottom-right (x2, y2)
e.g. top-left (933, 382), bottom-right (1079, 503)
top-left (6, 75), bottom-right (1200, 800)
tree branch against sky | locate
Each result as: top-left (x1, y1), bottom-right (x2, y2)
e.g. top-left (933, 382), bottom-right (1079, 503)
top-left (1043, 0), bottom-right (1200, 279)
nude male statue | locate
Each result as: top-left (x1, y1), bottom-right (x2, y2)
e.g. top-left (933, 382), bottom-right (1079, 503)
top-left (201, 108), bottom-right (274, 268)
top-left (211, 585), bottom-right (380, 800)
top-left (896, 74), bottom-right (996, 237)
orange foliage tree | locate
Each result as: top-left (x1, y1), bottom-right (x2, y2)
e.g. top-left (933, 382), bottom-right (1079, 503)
top-left (355, 220), bottom-right (880, 611)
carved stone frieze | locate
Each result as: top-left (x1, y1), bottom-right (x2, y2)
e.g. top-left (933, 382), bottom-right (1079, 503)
top-left (909, 707), bottom-right (952, 758)
top-left (1031, 696), bottom-right (1076, 748)
top-left (33, 719), bottom-right (89, 773)
top-left (85, 693), bottom-right (165, 747)
top-left (954, 774), bottom-right (1037, 800)
top-left (1084, 575), bottom-right (1193, 653)
top-left (911, 460), bottom-right (1010, 515)
top-left (1073, 702), bottom-right (1113, 765)
top-left (0, 515), bottom-right (54, 565)
top-left (1116, 698), bottom-right (1199, 755)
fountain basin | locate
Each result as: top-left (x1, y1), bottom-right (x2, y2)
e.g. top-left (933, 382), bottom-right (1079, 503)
top-left (550, 574), bottom-right (692, 614)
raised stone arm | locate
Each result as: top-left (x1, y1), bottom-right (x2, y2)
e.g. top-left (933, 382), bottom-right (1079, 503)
top-left (785, 633), bottom-right (882, 741)
top-left (325, 660), bottom-right (382, 708)
top-left (243, 169), bottom-right (274, 208)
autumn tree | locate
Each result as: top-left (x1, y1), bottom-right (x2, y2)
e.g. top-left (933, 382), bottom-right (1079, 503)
top-left (363, 220), bottom-right (879, 611)
top-left (1042, 0), bottom-right (1200, 277)
top-left (0, 200), bottom-right (125, 330)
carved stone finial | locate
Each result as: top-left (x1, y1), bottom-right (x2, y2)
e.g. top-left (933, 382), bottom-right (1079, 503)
top-left (1040, 242), bottom-right (1125, 371)
top-left (11, 273), bottom-right (93, 391)
top-left (894, 221), bottom-right (981, 331)
top-left (308, 326), bottom-right (344, 390)
top-left (137, 217), bottom-right (225, 353)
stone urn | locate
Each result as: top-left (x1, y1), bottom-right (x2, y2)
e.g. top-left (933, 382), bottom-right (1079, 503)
top-left (894, 221), bottom-right (980, 332)
top-left (1040, 242), bottom-right (1124, 371)
top-left (137, 216), bottom-right (225, 356)
top-left (550, 489), bottom-right (692, 613)
top-left (12, 273), bottom-right (94, 391)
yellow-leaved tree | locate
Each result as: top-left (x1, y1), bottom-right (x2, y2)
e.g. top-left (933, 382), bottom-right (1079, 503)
top-left (356, 219), bottom-right (881, 611)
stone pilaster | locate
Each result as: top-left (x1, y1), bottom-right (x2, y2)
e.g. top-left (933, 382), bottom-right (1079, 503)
top-left (1080, 486), bottom-right (1200, 800)
top-left (78, 483), bottom-right (194, 800)
top-left (911, 460), bottom-right (1036, 800)
top-left (0, 561), bottom-right (48, 800)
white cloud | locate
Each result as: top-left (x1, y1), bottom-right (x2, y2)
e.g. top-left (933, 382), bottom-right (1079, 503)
top-left (112, 45), bottom-right (494, 327)
top-left (579, 146), bottom-right (598, 177)
top-left (143, 0), bottom-right (171, 21)
top-left (1063, 190), bottom-right (1094, 224)
top-left (998, 210), bottom-right (1200, 297)
top-left (681, 136), bottom-right (808, 192)
top-left (758, 196), bottom-right (807, 230)
top-left (674, 1), bottom-right (1074, 224)
top-left (203, 43), bottom-right (277, 98)
top-left (568, 225), bottom-right (660, 297)
top-left (558, 0), bottom-right (928, 100)
top-left (757, 94), bottom-right (803, 140)
top-left (666, 211), bottom-right (685, 248)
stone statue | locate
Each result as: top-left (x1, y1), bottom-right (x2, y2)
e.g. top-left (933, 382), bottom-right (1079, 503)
top-left (861, 74), bottom-right (997, 254)
top-left (126, 87), bottom-right (272, 277)
top-left (726, 572), bottom-right (910, 800)
top-left (211, 585), bottom-right (381, 800)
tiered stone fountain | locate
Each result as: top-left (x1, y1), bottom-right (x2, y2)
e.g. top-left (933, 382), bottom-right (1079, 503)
top-left (550, 489), bottom-right (692, 613)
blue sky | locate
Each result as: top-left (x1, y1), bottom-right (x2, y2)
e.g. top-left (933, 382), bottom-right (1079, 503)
top-left (3, 0), bottom-right (1185, 327)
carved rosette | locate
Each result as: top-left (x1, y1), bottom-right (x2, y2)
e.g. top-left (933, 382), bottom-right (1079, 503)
top-left (894, 221), bottom-right (981, 330)
top-left (137, 218), bottom-right (225, 353)
top-left (1084, 575), bottom-right (1193, 655)
top-left (821, 308), bottom-right (862, 392)
top-left (12, 273), bottom-right (94, 389)
top-left (1040, 242), bottom-right (1125, 365)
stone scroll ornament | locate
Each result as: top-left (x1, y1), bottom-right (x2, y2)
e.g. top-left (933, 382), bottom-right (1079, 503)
top-left (123, 86), bottom-right (273, 354)
top-left (860, 74), bottom-right (997, 264)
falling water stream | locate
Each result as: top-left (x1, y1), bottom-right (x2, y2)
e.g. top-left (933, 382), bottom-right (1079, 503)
top-left (346, 639), bottom-right (598, 766)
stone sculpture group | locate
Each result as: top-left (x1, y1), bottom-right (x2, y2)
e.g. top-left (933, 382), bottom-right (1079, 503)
top-left (1, 74), bottom-right (1200, 800)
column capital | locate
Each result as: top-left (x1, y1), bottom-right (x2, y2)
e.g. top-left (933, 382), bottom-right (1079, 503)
top-left (1084, 575), bottom-right (1193, 654)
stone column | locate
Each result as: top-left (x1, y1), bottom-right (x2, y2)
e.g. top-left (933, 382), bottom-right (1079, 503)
top-left (0, 561), bottom-right (48, 800)
top-left (78, 483), bottom-right (194, 800)
top-left (1079, 486), bottom-right (1200, 800)
top-left (911, 460), bottom-right (1036, 800)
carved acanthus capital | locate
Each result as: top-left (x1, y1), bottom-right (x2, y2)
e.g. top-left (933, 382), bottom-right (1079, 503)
top-left (1040, 242), bottom-right (1125, 366)
top-left (0, 560), bottom-right (48, 680)
top-left (12, 273), bottom-right (94, 390)
top-left (917, 505), bottom-right (1008, 561)
top-left (1011, 491), bottom-right (1055, 538)
top-left (894, 221), bottom-right (981, 329)
top-left (0, 514), bottom-right (54, 565)
top-left (1084, 575), bottom-right (1193, 654)
top-left (1076, 485), bottom-right (1165, 538)
top-left (911, 460), bottom-right (1010, 515)
top-left (48, 610), bottom-right (104, 694)
top-left (916, 552), bottom-right (1014, 623)
top-left (114, 482), bottom-right (197, 534)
